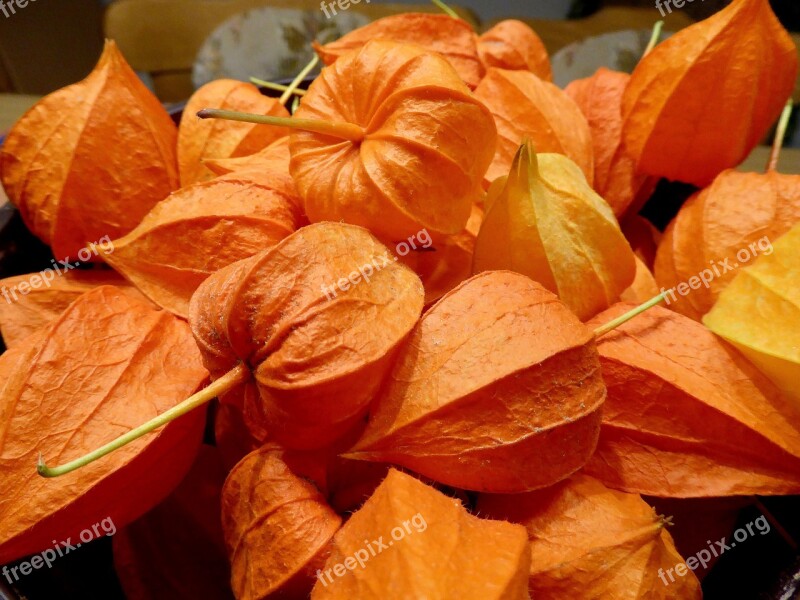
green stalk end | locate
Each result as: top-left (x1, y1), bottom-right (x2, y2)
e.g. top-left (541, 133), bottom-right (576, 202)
top-left (37, 363), bottom-right (250, 478)
top-left (593, 292), bottom-right (667, 338)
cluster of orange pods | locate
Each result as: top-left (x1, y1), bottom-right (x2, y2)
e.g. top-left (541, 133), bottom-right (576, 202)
top-left (0, 0), bottom-right (798, 597)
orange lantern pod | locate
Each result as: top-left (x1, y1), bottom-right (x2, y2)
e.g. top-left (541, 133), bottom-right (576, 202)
top-left (621, 0), bottom-right (797, 186)
top-left (654, 169), bottom-right (800, 320)
top-left (188, 222), bottom-right (424, 449)
top-left (100, 171), bottom-right (303, 318)
top-left (476, 19), bottom-right (552, 80)
top-left (311, 469), bottom-right (531, 599)
top-left (0, 287), bottom-right (208, 564)
top-left (197, 41), bottom-right (497, 241)
top-left (475, 68), bottom-right (593, 186)
top-left (312, 13), bottom-right (482, 89)
top-left (478, 474), bottom-right (702, 598)
top-left (0, 270), bottom-right (149, 348)
top-left (178, 79), bottom-right (289, 186)
top-left (473, 142), bottom-right (635, 321)
top-left (565, 68), bottom-right (656, 218)
top-left (346, 271), bottom-right (605, 493)
top-left (585, 303), bottom-right (800, 497)
top-left (0, 41), bottom-right (179, 259)
top-left (222, 447), bottom-right (341, 599)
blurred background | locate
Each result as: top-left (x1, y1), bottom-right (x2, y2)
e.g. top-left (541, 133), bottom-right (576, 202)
top-left (2, 0), bottom-right (796, 167)
top-left (0, 0), bottom-right (797, 95)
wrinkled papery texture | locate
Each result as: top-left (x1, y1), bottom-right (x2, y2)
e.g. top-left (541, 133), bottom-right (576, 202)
top-left (473, 143), bottom-right (636, 321)
top-left (313, 14), bottom-right (482, 88)
top-left (394, 204), bottom-right (482, 305)
top-left (621, 0), bottom-right (798, 186)
top-left (476, 20), bottom-right (552, 81)
top-left (178, 79), bottom-right (289, 186)
top-left (113, 445), bottom-right (234, 600)
top-left (654, 169), bottom-right (800, 320)
top-left (0, 41), bottom-right (179, 258)
top-left (222, 446), bottom-right (341, 600)
top-left (621, 256), bottom-right (660, 304)
top-left (311, 469), bottom-right (531, 599)
top-left (290, 40), bottom-right (497, 241)
top-left (0, 286), bottom-right (208, 564)
top-left (261, 433), bottom-right (388, 515)
top-left (585, 303), bottom-right (800, 497)
top-left (348, 271), bottom-right (605, 493)
top-left (475, 68), bottom-right (593, 186)
top-left (477, 474), bottom-right (701, 599)
top-left (189, 222), bottom-right (424, 449)
top-left (0, 269), bottom-right (150, 348)
top-left (192, 257), bottom-right (269, 447)
top-left (565, 68), bottom-right (654, 218)
top-left (101, 171), bottom-right (303, 317)
top-left (704, 222), bottom-right (800, 404)
top-left (213, 421), bottom-right (385, 514)
top-left (203, 137), bottom-right (291, 178)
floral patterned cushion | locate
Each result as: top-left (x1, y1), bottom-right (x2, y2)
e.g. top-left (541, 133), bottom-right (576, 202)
top-left (193, 6), bottom-right (370, 87)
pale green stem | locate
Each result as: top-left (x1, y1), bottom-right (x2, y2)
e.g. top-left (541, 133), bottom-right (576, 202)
top-left (280, 55), bottom-right (319, 105)
top-left (643, 20), bottom-right (664, 58)
top-left (197, 108), bottom-right (364, 142)
top-left (767, 100), bottom-right (794, 172)
top-left (593, 292), bottom-right (667, 338)
top-left (37, 363), bottom-right (250, 478)
top-left (249, 77), bottom-right (307, 97)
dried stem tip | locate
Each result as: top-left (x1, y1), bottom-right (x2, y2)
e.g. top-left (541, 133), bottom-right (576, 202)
top-left (592, 292), bottom-right (667, 338)
top-left (37, 363), bottom-right (250, 478)
top-left (197, 108), bottom-right (365, 142)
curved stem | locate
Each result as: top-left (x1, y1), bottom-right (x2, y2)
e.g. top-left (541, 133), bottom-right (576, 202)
top-left (280, 55), bottom-right (319, 105)
top-left (250, 77), bottom-right (307, 97)
top-left (197, 108), bottom-right (365, 142)
top-left (37, 363), bottom-right (250, 478)
top-left (642, 20), bottom-right (664, 59)
top-left (593, 292), bottom-right (667, 338)
top-left (767, 100), bottom-right (794, 172)
top-left (431, 0), bottom-right (460, 19)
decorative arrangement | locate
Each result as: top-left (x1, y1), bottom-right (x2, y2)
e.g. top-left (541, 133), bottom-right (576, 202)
top-left (0, 1), bottom-right (797, 597)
